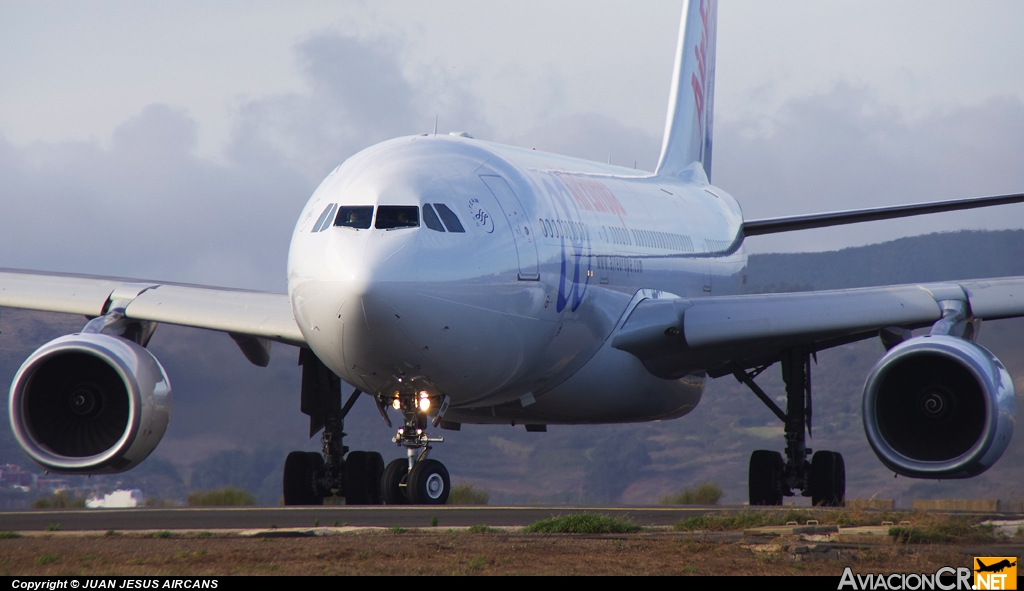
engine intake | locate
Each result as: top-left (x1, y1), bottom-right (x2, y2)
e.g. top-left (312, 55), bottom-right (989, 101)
top-left (8, 333), bottom-right (172, 474)
top-left (863, 335), bottom-right (1014, 478)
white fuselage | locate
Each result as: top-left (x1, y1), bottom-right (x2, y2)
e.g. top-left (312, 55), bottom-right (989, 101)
top-left (287, 135), bottom-right (746, 425)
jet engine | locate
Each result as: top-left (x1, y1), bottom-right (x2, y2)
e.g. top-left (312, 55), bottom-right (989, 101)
top-left (8, 333), bottom-right (172, 474)
top-left (862, 335), bottom-right (1014, 479)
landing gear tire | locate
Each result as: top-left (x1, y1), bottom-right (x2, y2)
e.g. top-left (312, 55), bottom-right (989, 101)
top-left (344, 451), bottom-right (385, 505)
top-left (408, 459), bottom-right (450, 505)
top-left (749, 450), bottom-right (784, 506)
top-left (283, 451), bottom-right (324, 506)
top-left (809, 450), bottom-right (846, 507)
top-left (367, 452), bottom-right (384, 504)
top-left (382, 458), bottom-right (410, 505)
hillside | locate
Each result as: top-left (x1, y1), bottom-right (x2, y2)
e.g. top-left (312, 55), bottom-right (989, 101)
top-left (3, 229), bottom-right (1024, 507)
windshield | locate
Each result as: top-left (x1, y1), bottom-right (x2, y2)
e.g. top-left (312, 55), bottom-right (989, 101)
top-left (334, 206), bottom-right (373, 229)
top-left (375, 206), bottom-right (419, 229)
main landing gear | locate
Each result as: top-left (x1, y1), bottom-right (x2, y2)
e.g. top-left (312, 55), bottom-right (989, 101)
top-left (283, 350), bottom-right (384, 505)
top-left (282, 350), bottom-right (451, 506)
top-left (732, 347), bottom-right (845, 507)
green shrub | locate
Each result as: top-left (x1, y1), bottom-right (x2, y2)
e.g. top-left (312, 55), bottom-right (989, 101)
top-left (32, 492), bottom-right (86, 509)
top-left (0, 531), bottom-right (21, 539)
top-left (467, 525), bottom-right (498, 533)
top-left (187, 487), bottom-right (255, 506)
top-left (661, 482), bottom-right (724, 505)
top-left (447, 483), bottom-right (489, 505)
top-left (524, 513), bottom-right (641, 534)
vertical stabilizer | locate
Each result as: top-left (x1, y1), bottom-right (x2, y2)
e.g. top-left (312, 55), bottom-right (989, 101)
top-left (655, 0), bottom-right (718, 181)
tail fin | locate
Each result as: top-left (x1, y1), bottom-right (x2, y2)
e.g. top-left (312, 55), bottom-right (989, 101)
top-left (655, 0), bottom-right (718, 181)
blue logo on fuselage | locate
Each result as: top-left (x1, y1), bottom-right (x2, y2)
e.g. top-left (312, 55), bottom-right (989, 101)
top-left (542, 176), bottom-right (591, 314)
top-left (557, 237), bottom-right (589, 313)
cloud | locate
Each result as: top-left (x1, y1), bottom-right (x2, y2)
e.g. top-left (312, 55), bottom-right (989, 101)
top-left (510, 112), bottom-right (661, 171)
top-left (0, 104), bottom-right (304, 291)
top-left (0, 32), bottom-right (460, 292)
top-left (2, 27), bottom-right (1022, 294)
top-left (714, 85), bottom-right (1024, 252)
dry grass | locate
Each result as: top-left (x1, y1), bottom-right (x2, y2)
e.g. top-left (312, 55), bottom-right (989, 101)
top-left (0, 529), bottom-right (986, 576)
top-left (187, 487), bottom-right (255, 507)
top-left (674, 507), bottom-right (1001, 545)
top-left (675, 508), bottom-right (914, 531)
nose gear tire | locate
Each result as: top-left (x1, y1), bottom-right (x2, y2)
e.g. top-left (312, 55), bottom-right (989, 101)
top-left (382, 458), bottom-right (411, 505)
top-left (408, 459), bottom-right (450, 505)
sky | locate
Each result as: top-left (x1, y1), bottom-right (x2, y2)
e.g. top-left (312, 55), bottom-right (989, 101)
top-left (1, 1), bottom-right (1023, 292)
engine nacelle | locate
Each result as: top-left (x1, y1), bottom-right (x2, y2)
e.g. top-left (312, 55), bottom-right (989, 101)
top-left (8, 333), bottom-right (172, 474)
top-left (863, 335), bottom-right (1015, 479)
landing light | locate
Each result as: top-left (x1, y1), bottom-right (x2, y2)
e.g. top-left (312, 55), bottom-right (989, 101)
top-left (392, 399), bottom-right (401, 410)
top-left (419, 397), bottom-right (430, 412)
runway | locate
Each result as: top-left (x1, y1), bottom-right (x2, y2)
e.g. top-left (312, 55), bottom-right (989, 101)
top-left (1, 505), bottom-right (728, 531)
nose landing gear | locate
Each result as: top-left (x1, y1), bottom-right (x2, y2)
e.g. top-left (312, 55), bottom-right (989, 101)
top-left (377, 381), bottom-right (450, 505)
top-left (283, 353), bottom-right (453, 506)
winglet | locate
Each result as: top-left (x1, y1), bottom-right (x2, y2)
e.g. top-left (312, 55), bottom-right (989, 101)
top-left (655, 0), bottom-right (718, 181)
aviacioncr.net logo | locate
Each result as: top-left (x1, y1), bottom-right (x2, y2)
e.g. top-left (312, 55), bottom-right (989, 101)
top-left (838, 567), bottom-right (978, 590)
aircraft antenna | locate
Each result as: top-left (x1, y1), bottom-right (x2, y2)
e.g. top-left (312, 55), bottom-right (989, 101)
top-left (433, 115), bottom-right (438, 137)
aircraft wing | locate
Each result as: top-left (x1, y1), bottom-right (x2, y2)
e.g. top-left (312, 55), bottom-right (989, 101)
top-left (0, 268), bottom-right (305, 348)
top-left (611, 277), bottom-right (1024, 379)
top-left (742, 192), bottom-right (1024, 236)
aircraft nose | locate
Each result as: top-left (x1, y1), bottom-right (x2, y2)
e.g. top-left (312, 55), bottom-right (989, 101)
top-left (333, 228), bottom-right (428, 391)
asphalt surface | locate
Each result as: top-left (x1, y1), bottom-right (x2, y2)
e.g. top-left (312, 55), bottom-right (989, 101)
top-left (0, 505), bottom-right (728, 531)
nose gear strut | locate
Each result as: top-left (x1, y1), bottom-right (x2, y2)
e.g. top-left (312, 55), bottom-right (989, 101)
top-left (376, 376), bottom-right (451, 505)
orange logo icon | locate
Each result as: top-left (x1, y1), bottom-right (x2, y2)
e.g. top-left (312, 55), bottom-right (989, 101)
top-left (974, 557), bottom-right (1017, 590)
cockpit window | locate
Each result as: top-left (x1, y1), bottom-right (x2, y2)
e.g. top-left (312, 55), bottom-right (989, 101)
top-left (311, 203), bottom-right (337, 233)
top-left (433, 204), bottom-right (465, 233)
top-left (334, 206), bottom-right (373, 229)
top-left (375, 206), bottom-right (419, 229)
top-left (422, 204), bottom-right (445, 232)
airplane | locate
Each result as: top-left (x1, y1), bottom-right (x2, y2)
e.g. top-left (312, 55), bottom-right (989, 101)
top-left (4, 0), bottom-right (1024, 506)
top-left (976, 559), bottom-right (1017, 574)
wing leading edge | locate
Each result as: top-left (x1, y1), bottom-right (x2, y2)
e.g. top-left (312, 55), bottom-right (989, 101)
top-left (611, 277), bottom-right (1024, 379)
top-left (0, 269), bottom-right (305, 348)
